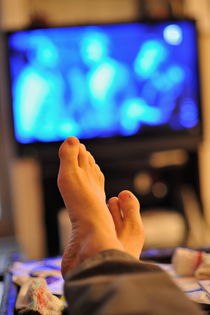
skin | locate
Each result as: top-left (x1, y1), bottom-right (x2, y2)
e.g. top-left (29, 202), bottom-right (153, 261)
top-left (57, 137), bottom-right (145, 277)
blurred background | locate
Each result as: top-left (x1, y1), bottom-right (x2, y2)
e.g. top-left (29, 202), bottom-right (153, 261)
top-left (1, 0), bottom-right (210, 260)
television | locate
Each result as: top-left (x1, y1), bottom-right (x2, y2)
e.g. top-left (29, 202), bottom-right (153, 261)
top-left (6, 19), bottom-right (202, 159)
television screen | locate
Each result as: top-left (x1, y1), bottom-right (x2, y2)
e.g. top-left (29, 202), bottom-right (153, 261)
top-left (6, 20), bottom-right (201, 146)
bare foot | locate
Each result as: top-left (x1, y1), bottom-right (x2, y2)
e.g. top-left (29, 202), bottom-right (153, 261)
top-left (108, 191), bottom-right (145, 259)
top-left (58, 137), bottom-right (123, 276)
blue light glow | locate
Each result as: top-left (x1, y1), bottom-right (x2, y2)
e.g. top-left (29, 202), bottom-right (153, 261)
top-left (121, 98), bottom-right (162, 127)
top-left (180, 98), bottom-right (198, 128)
top-left (163, 24), bottom-right (183, 45)
top-left (134, 40), bottom-right (167, 79)
top-left (80, 30), bottom-right (109, 65)
top-left (151, 65), bottom-right (185, 91)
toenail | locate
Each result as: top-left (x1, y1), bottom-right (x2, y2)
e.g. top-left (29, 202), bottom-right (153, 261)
top-left (119, 191), bottom-right (132, 200)
top-left (67, 136), bottom-right (79, 145)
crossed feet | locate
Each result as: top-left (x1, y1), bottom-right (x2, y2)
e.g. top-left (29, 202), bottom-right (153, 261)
top-left (57, 137), bottom-right (145, 276)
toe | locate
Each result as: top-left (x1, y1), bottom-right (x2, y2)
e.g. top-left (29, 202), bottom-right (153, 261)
top-left (108, 197), bottom-right (123, 231)
top-left (95, 164), bottom-right (104, 183)
top-left (118, 190), bottom-right (141, 223)
top-left (88, 152), bottom-right (96, 167)
top-left (87, 152), bottom-right (104, 186)
top-left (98, 171), bottom-right (105, 187)
top-left (58, 137), bottom-right (80, 168)
top-left (78, 144), bottom-right (89, 168)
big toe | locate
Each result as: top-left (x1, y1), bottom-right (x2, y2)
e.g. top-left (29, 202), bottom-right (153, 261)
top-left (118, 190), bottom-right (144, 259)
top-left (58, 137), bottom-right (80, 167)
top-left (58, 137), bottom-right (80, 192)
top-left (118, 190), bottom-right (140, 221)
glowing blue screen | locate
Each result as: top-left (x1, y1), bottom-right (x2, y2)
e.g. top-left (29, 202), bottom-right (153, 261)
top-left (7, 21), bottom-right (200, 144)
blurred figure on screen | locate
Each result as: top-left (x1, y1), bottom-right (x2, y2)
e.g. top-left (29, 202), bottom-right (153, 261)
top-left (13, 33), bottom-right (73, 143)
top-left (67, 29), bottom-right (132, 138)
